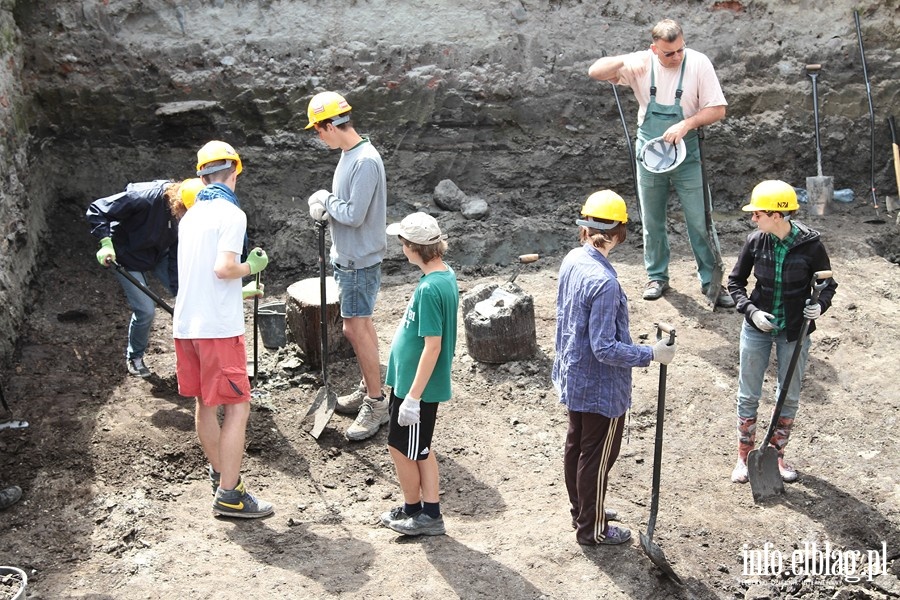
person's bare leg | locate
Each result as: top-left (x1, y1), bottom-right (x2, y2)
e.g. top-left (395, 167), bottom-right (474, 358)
top-left (217, 402), bottom-right (250, 489)
top-left (195, 399), bottom-right (221, 472)
top-left (389, 446), bottom-right (422, 504)
top-left (418, 452), bottom-right (440, 503)
top-left (343, 316), bottom-right (381, 396)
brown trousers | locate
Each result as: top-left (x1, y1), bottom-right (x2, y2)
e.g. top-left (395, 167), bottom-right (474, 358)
top-left (564, 410), bottom-right (624, 544)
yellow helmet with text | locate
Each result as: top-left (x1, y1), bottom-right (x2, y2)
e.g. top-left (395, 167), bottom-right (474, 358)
top-left (196, 141), bottom-right (243, 177)
top-left (305, 91), bottom-right (352, 129)
top-left (743, 180), bottom-right (799, 212)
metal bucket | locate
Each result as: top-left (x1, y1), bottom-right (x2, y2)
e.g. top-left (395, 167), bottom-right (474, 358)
top-left (257, 301), bottom-right (287, 349)
top-left (0, 566), bottom-right (27, 599)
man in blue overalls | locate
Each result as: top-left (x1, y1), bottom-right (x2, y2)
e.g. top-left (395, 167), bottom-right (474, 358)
top-left (588, 19), bottom-right (734, 307)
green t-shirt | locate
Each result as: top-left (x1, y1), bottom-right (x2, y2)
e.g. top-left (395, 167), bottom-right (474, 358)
top-left (385, 267), bottom-right (459, 402)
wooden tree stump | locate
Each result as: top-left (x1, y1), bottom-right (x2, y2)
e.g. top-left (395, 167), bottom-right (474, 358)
top-left (462, 282), bottom-right (537, 363)
top-left (285, 277), bottom-right (354, 370)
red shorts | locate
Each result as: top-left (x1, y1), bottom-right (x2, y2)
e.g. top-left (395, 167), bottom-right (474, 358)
top-left (174, 336), bottom-right (251, 407)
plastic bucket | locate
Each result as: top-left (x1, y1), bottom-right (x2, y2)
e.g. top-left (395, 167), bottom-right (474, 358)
top-left (257, 301), bottom-right (287, 349)
top-left (0, 566), bottom-right (27, 599)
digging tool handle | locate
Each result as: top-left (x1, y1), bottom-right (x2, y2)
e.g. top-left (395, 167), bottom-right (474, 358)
top-left (646, 323), bottom-right (676, 539)
top-left (317, 221), bottom-right (329, 381)
top-left (252, 250), bottom-right (262, 381)
top-left (112, 261), bottom-right (174, 315)
top-left (889, 117), bottom-right (900, 197)
top-left (602, 48), bottom-right (643, 222)
top-left (759, 271), bottom-right (833, 447)
top-left (507, 254), bottom-right (539, 284)
top-left (806, 64), bottom-right (824, 177)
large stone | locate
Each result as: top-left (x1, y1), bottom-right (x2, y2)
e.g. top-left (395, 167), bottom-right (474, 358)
top-left (434, 179), bottom-right (467, 212)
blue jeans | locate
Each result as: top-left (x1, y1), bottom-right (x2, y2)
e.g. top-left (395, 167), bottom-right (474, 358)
top-left (636, 157), bottom-right (718, 287)
top-left (736, 320), bottom-right (810, 421)
top-left (113, 258), bottom-right (172, 361)
top-left (331, 261), bottom-right (382, 318)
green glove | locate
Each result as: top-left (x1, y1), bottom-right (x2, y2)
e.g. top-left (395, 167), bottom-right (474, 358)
top-left (246, 247), bottom-right (269, 275)
top-left (242, 281), bottom-right (265, 299)
top-left (96, 236), bottom-right (116, 266)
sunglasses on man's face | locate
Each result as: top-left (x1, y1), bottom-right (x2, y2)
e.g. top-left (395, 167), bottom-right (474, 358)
top-left (661, 46), bottom-right (686, 58)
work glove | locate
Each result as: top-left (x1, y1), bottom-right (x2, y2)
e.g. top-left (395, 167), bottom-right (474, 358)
top-left (96, 236), bottom-right (116, 267)
top-left (803, 301), bottom-right (822, 321)
top-left (751, 310), bottom-right (777, 332)
top-left (651, 338), bottom-right (676, 365)
top-left (397, 394), bottom-right (421, 427)
top-left (246, 247), bottom-right (269, 275)
top-left (242, 281), bottom-right (264, 299)
top-left (308, 190), bottom-right (331, 222)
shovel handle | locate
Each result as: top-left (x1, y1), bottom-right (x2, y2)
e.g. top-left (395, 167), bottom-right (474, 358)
top-left (806, 63), bottom-right (822, 73)
top-left (813, 270), bottom-right (832, 281)
top-left (518, 253), bottom-right (539, 263)
top-left (656, 322), bottom-right (676, 345)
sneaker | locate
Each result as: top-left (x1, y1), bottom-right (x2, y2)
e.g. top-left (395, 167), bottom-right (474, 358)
top-left (336, 380), bottom-right (367, 415)
top-left (208, 465), bottom-right (221, 495)
top-left (387, 511), bottom-right (446, 536)
top-left (380, 505), bottom-right (415, 527)
top-left (126, 357), bottom-right (151, 378)
top-left (731, 458), bottom-right (749, 484)
top-left (642, 280), bottom-right (669, 300)
top-left (0, 485), bottom-right (22, 510)
top-left (702, 284), bottom-right (736, 308)
top-left (345, 397), bottom-right (389, 441)
top-left (213, 479), bottom-right (274, 519)
top-left (599, 525), bottom-right (632, 545)
top-left (778, 458), bottom-right (798, 482)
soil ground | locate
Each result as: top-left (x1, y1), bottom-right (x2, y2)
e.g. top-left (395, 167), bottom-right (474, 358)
top-left (1, 199), bottom-right (899, 600)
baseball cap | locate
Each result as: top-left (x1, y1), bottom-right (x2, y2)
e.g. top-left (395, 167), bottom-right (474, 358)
top-left (386, 212), bottom-right (445, 245)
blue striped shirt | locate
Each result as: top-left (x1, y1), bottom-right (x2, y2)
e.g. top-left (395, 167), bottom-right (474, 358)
top-left (552, 245), bottom-right (654, 417)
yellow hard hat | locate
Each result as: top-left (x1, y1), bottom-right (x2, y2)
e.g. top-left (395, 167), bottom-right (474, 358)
top-left (196, 140), bottom-right (243, 177)
top-left (577, 190), bottom-right (628, 229)
top-left (179, 178), bottom-right (205, 210)
top-left (743, 180), bottom-right (799, 212)
top-left (305, 91), bottom-right (352, 129)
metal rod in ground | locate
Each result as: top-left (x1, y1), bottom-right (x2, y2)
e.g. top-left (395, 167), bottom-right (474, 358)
top-left (854, 10), bottom-right (883, 220)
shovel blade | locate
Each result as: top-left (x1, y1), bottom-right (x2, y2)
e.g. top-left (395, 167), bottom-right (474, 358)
top-left (307, 386), bottom-right (337, 440)
top-left (747, 446), bottom-right (784, 502)
top-left (639, 532), bottom-right (683, 585)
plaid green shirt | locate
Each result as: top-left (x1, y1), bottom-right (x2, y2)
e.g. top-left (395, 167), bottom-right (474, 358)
top-left (769, 223), bottom-right (799, 332)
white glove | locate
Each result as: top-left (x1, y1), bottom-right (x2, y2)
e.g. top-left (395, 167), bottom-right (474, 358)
top-left (803, 301), bottom-right (822, 320)
top-left (397, 394), bottom-right (421, 427)
top-left (751, 310), bottom-right (777, 332)
top-left (307, 190), bottom-right (330, 222)
top-left (651, 339), bottom-right (676, 365)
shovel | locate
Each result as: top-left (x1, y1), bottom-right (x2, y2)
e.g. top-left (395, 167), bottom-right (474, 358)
top-left (697, 128), bottom-right (726, 309)
top-left (805, 64), bottom-right (834, 215)
top-left (304, 220), bottom-right (337, 439)
top-left (887, 116), bottom-right (900, 214)
top-left (111, 261), bottom-right (174, 315)
top-left (748, 270), bottom-right (833, 502)
top-left (0, 379), bottom-right (28, 431)
top-left (639, 322), bottom-right (682, 585)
